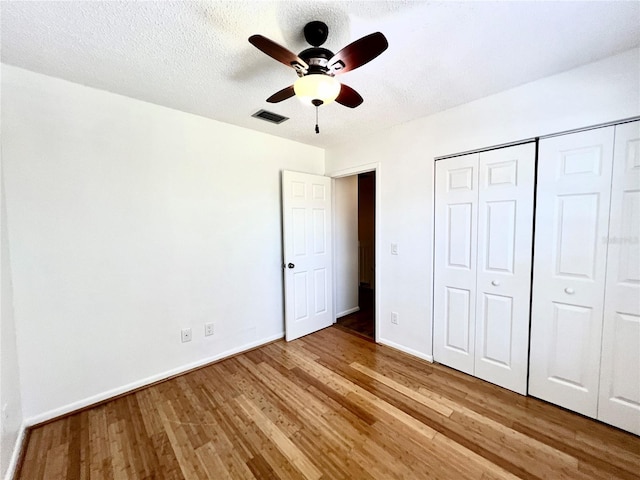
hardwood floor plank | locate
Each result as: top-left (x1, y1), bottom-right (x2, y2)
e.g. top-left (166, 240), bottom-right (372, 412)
top-left (16, 326), bottom-right (640, 480)
top-left (148, 431), bottom-right (184, 480)
top-left (453, 407), bottom-right (586, 475)
top-left (514, 421), bottom-right (640, 480)
top-left (235, 394), bottom-right (322, 480)
top-left (350, 361), bottom-right (454, 417)
top-left (156, 399), bottom-right (209, 480)
top-left (291, 366), bottom-right (377, 426)
top-left (432, 433), bottom-right (518, 480)
top-left (65, 413), bottom-right (83, 480)
top-left (87, 406), bottom-right (116, 480)
top-left (22, 428), bottom-right (46, 480)
top-left (44, 443), bottom-right (69, 479)
top-left (245, 452), bottom-right (279, 480)
top-left (193, 441), bottom-right (230, 480)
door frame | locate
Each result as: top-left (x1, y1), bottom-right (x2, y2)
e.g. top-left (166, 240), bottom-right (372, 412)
top-left (329, 162), bottom-right (381, 342)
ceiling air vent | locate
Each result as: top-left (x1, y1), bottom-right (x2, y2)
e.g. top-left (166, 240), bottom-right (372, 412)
top-left (252, 109), bottom-right (289, 125)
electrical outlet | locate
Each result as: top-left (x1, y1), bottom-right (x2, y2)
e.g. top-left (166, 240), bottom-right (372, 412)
top-left (391, 312), bottom-right (399, 325)
top-left (205, 323), bottom-right (214, 336)
top-left (181, 328), bottom-right (192, 343)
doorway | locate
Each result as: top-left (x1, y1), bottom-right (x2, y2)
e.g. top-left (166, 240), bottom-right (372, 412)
top-left (335, 171), bottom-right (376, 339)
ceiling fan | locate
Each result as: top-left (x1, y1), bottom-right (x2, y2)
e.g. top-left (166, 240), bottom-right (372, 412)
top-left (248, 21), bottom-right (388, 112)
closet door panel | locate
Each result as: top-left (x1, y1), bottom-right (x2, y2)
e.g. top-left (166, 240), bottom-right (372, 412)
top-left (598, 121), bottom-right (640, 434)
top-left (434, 154), bottom-right (479, 375)
top-left (529, 127), bottom-right (615, 417)
top-left (475, 143), bottom-right (535, 394)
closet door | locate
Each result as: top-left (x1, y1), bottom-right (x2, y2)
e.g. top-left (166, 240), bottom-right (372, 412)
top-left (598, 121), bottom-right (640, 434)
top-left (475, 143), bottom-right (535, 395)
top-left (434, 153), bottom-right (479, 375)
top-left (529, 127), bottom-right (615, 417)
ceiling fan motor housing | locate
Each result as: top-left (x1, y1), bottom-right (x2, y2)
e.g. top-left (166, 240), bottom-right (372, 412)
top-left (298, 48), bottom-right (335, 77)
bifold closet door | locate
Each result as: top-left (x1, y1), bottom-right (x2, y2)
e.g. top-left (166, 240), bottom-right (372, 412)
top-left (598, 120), bottom-right (640, 435)
top-left (433, 153), bottom-right (479, 375)
top-left (529, 127), bottom-right (615, 418)
top-left (434, 143), bottom-right (535, 394)
top-left (474, 144), bottom-right (535, 394)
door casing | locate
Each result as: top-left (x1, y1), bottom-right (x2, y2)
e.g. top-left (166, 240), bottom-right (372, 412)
top-left (330, 162), bottom-right (381, 342)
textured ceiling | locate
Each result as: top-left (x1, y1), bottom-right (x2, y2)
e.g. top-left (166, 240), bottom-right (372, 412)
top-left (2, 1), bottom-right (639, 148)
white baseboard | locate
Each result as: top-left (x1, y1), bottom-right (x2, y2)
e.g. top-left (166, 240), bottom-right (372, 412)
top-left (4, 421), bottom-right (27, 480)
top-left (336, 306), bottom-right (360, 318)
top-left (24, 332), bottom-right (284, 427)
top-left (378, 338), bottom-right (434, 363)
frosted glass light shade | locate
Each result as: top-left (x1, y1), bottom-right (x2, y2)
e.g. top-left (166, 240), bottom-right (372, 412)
top-left (294, 74), bottom-right (341, 105)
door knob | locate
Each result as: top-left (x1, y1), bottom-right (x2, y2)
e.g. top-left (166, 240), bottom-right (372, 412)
top-left (564, 287), bottom-right (575, 294)
top-left (287, 263), bottom-right (295, 269)
top-left (491, 280), bottom-right (500, 286)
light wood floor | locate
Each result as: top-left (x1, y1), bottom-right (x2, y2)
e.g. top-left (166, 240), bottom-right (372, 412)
top-left (17, 327), bottom-right (640, 479)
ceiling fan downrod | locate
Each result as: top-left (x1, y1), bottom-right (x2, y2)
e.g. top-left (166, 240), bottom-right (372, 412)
top-left (312, 99), bottom-right (323, 134)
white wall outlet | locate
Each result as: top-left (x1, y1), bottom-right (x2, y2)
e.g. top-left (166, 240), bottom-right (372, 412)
top-left (391, 243), bottom-right (399, 255)
top-left (391, 312), bottom-right (399, 325)
top-left (205, 322), bottom-right (214, 336)
top-left (181, 328), bottom-right (192, 343)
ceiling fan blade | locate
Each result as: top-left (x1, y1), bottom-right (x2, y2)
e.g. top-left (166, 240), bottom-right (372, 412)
top-left (267, 85), bottom-right (295, 103)
top-left (249, 35), bottom-right (309, 72)
top-left (328, 32), bottom-right (388, 74)
top-left (335, 83), bottom-right (363, 108)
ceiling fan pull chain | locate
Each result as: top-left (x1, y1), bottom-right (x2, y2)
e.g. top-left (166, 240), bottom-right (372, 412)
top-left (315, 104), bottom-right (320, 134)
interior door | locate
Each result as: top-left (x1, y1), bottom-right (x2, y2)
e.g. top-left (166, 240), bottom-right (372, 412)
top-left (434, 153), bottom-right (479, 375)
top-left (598, 120), bottom-right (640, 434)
top-left (282, 170), bottom-right (333, 341)
top-left (529, 127), bottom-right (615, 417)
top-left (474, 143), bottom-right (535, 395)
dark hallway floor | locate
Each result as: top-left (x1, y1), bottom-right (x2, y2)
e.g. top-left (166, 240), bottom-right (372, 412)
top-left (335, 286), bottom-right (374, 339)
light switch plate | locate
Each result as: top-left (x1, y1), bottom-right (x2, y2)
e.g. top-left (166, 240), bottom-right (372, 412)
top-left (391, 243), bottom-right (399, 255)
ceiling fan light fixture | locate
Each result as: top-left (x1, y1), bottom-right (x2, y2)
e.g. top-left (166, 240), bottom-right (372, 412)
top-left (294, 74), bottom-right (340, 106)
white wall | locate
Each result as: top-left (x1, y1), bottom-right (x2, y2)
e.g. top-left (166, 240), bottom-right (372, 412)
top-left (334, 175), bottom-right (358, 317)
top-left (325, 48), bottom-right (640, 361)
top-left (0, 171), bottom-right (24, 480)
top-left (1, 65), bottom-right (324, 423)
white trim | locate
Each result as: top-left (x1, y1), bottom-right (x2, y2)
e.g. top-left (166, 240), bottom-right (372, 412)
top-left (24, 333), bottom-right (284, 427)
top-left (434, 139), bottom-right (536, 161)
top-left (538, 115), bottom-right (640, 139)
top-left (4, 421), bottom-right (27, 480)
top-left (331, 176), bottom-right (337, 323)
top-left (336, 306), bottom-right (360, 318)
top-left (379, 338), bottom-right (434, 363)
top-left (374, 164), bottom-right (381, 343)
top-left (435, 117), bottom-right (640, 161)
top-left (327, 162), bottom-right (378, 178)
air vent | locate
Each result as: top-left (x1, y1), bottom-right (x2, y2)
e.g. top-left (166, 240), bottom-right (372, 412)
top-left (252, 109), bottom-right (289, 124)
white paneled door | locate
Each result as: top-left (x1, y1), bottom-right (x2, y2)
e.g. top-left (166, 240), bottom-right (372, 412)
top-left (434, 153), bottom-right (479, 375)
top-left (282, 171), bottom-right (333, 341)
top-left (434, 143), bottom-right (535, 394)
top-left (475, 144), bottom-right (535, 394)
top-left (529, 127), bottom-right (615, 417)
top-left (598, 121), bottom-right (640, 434)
